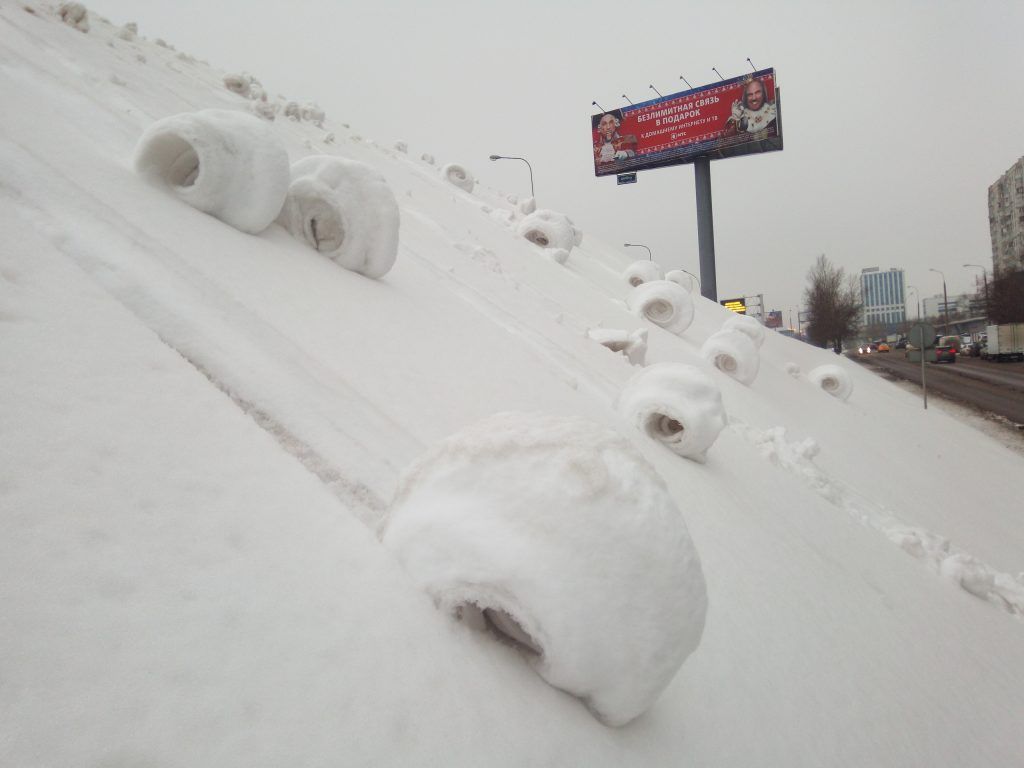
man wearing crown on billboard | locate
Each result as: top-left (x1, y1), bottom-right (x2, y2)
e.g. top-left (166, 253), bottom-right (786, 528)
top-left (593, 110), bottom-right (638, 165)
top-left (726, 77), bottom-right (777, 135)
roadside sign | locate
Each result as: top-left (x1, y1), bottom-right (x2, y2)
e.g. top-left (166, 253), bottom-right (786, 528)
top-left (616, 172), bottom-right (637, 185)
top-left (909, 322), bottom-right (936, 349)
top-left (908, 322), bottom-right (935, 410)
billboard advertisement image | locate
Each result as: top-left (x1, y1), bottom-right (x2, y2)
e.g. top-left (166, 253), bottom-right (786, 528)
top-left (591, 68), bottom-right (782, 177)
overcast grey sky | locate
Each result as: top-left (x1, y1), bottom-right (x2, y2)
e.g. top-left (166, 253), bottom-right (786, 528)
top-left (89, 0), bottom-right (1024, 319)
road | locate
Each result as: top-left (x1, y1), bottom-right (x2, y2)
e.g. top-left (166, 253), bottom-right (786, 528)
top-left (851, 351), bottom-right (1024, 427)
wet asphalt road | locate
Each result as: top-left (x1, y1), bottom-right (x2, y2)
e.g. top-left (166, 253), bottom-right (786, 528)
top-left (851, 351), bottom-right (1024, 426)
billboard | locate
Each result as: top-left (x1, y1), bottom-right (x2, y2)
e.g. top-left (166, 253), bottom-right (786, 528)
top-left (591, 68), bottom-right (782, 177)
top-left (766, 310), bottom-right (783, 328)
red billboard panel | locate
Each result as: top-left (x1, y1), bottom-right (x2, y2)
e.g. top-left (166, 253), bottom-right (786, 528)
top-left (592, 69), bottom-right (782, 177)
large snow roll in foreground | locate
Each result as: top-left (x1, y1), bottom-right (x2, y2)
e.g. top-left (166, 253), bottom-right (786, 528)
top-left (701, 329), bottom-right (760, 385)
top-left (617, 363), bottom-right (727, 462)
top-left (277, 155), bottom-right (400, 279)
top-left (722, 313), bottom-right (766, 348)
top-left (626, 280), bottom-right (694, 335)
top-left (516, 209), bottom-right (577, 253)
top-left (134, 109), bottom-right (290, 234)
top-left (808, 364), bottom-right (854, 401)
top-left (622, 260), bottom-right (664, 287)
top-left (440, 163), bottom-right (475, 192)
top-left (381, 412), bottom-right (707, 727)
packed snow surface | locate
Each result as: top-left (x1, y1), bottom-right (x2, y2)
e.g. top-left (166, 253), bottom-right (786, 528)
top-left (587, 327), bottom-right (648, 365)
top-left (381, 412), bottom-right (707, 726)
top-left (3, 4), bottom-right (1024, 767)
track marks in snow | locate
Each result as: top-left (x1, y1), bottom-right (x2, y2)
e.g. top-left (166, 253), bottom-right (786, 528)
top-left (731, 421), bottom-right (1024, 618)
top-left (0, 142), bottom-right (423, 529)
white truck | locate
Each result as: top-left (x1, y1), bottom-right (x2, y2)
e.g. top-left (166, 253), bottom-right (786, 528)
top-left (983, 323), bottom-right (1024, 362)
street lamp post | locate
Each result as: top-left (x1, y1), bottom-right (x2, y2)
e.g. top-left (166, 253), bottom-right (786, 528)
top-left (907, 285), bottom-right (920, 320)
top-left (488, 155), bottom-right (534, 199)
top-left (929, 268), bottom-right (949, 334)
top-left (963, 263), bottom-right (990, 323)
top-left (623, 243), bottom-right (652, 261)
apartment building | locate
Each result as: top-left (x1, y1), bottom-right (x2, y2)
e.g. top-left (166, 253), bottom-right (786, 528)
top-left (988, 156), bottom-right (1024, 278)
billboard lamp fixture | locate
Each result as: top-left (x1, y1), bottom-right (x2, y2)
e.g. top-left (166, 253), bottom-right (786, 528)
top-left (712, 67), bottom-right (725, 81)
top-left (591, 99), bottom-right (607, 113)
top-left (648, 84), bottom-right (663, 98)
top-left (746, 57), bottom-right (756, 71)
top-left (679, 75), bottom-right (693, 89)
top-left (622, 94), bottom-right (634, 106)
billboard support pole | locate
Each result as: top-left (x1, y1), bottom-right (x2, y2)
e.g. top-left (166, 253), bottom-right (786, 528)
top-left (695, 156), bottom-right (718, 301)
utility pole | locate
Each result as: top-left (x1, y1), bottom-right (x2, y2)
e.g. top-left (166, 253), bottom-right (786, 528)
top-left (930, 268), bottom-right (949, 334)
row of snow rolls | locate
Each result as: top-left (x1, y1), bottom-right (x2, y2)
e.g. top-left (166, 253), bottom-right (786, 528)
top-left (622, 260), bottom-right (763, 384)
top-left (438, 161), bottom-right (583, 265)
top-left (133, 109), bottom-right (399, 278)
top-left (620, 260), bottom-right (852, 399)
top-left (379, 412), bottom-right (707, 727)
top-left (611, 262), bottom-right (733, 463)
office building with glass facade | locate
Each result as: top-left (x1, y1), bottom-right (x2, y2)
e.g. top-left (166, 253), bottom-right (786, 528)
top-left (860, 267), bottom-right (906, 332)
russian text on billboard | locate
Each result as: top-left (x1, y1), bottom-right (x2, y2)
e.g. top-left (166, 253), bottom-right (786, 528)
top-left (591, 68), bottom-right (782, 177)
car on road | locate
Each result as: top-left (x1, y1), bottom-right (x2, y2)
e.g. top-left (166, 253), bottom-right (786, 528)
top-left (933, 335), bottom-right (958, 364)
top-left (877, 342), bottom-right (891, 352)
top-left (895, 339), bottom-right (907, 349)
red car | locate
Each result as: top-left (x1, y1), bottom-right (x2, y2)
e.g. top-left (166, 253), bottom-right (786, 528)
top-left (933, 335), bottom-right (958, 364)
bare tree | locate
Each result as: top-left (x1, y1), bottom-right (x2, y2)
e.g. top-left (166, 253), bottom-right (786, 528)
top-left (803, 255), bottom-right (861, 352)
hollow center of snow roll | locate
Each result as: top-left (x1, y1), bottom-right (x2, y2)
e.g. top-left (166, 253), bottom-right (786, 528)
top-left (483, 608), bottom-right (543, 655)
top-left (148, 134), bottom-right (200, 188)
top-left (822, 377), bottom-right (838, 391)
top-left (629, 276), bottom-right (644, 287)
top-left (457, 603), bottom-right (542, 656)
top-left (303, 205), bottom-right (343, 252)
top-left (645, 299), bottom-right (674, 323)
top-left (715, 354), bottom-right (738, 373)
top-left (525, 229), bottom-right (550, 247)
top-left (646, 412), bottom-right (685, 442)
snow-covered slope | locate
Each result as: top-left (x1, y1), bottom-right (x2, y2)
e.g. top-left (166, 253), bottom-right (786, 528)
top-left (2, 5), bottom-right (1023, 765)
